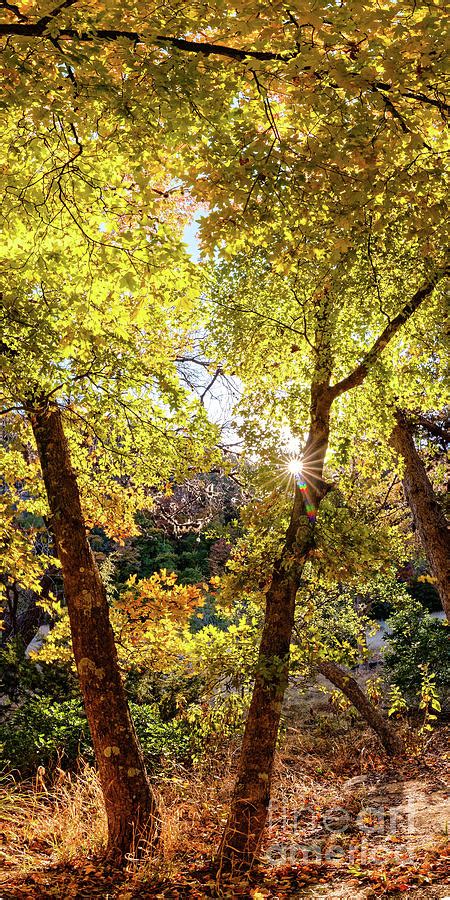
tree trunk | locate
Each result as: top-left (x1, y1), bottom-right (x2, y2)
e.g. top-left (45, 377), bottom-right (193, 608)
top-left (217, 562), bottom-right (300, 873)
top-left (316, 659), bottom-right (403, 755)
top-left (217, 384), bottom-right (332, 875)
top-left (28, 398), bottom-right (159, 862)
top-left (3, 579), bottom-right (19, 638)
top-left (390, 411), bottom-right (450, 620)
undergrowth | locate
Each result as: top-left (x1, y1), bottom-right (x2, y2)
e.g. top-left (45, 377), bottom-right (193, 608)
top-left (1, 723), bottom-right (448, 898)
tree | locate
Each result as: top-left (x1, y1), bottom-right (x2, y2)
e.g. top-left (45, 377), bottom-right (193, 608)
top-left (211, 237), bottom-right (448, 872)
top-left (28, 396), bottom-right (161, 859)
top-left (1, 138), bottom-right (215, 856)
top-left (316, 659), bottom-right (402, 756)
top-left (1, 0), bottom-right (447, 869)
top-left (390, 410), bottom-right (449, 619)
top-left (0, 1), bottom-right (447, 258)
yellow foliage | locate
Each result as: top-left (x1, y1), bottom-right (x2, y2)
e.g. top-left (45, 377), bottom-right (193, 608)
top-left (38, 571), bottom-right (208, 672)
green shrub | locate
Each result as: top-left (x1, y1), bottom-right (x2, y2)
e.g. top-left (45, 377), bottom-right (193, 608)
top-left (130, 703), bottom-right (191, 762)
top-left (124, 669), bottom-right (205, 719)
top-left (384, 601), bottom-right (449, 703)
top-left (0, 638), bottom-right (42, 706)
top-left (0, 639), bottom-right (77, 712)
top-left (0, 698), bottom-right (193, 775)
top-left (0, 698), bottom-right (92, 773)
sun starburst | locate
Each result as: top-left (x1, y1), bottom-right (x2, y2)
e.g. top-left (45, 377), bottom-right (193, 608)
top-left (287, 457), bottom-right (303, 475)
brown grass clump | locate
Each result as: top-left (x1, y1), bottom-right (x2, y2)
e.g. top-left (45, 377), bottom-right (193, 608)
top-left (0, 751), bottom-right (235, 888)
top-left (0, 761), bottom-right (107, 874)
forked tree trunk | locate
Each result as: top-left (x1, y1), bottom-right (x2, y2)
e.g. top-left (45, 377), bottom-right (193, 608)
top-left (316, 659), bottom-right (403, 755)
top-left (390, 411), bottom-right (450, 620)
top-left (28, 399), bottom-right (159, 862)
top-left (217, 270), bottom-right (446, 877)
top-left (217, 383), bottom-right (332, 875)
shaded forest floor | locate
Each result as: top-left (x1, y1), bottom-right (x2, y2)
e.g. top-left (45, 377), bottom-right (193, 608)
top-left (1, 721), bottom-right (448, 899)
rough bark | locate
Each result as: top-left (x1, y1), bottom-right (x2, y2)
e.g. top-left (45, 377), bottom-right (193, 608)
top-left (217, 384), bottom-right (333, 874)
top-left (28, 398), bottom-right (159, 862)
top-left (390, 411), bottom-right (450, 620)
top-left (316, 659), bottom-right (403, 755)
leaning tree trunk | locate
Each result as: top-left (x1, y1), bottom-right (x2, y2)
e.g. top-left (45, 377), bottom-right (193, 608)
top-left (390, 411), bottom-right (450, 620)
top-left (316, 659), bottom-right (403, 755)
top-left (217, 384), bottom-right (332, 875)
top-left (28, 398), bottom-right (159, 862)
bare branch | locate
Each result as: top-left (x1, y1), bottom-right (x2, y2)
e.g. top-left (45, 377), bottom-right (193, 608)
top-left (411, 413), bottom-right (450, 444)
top-left (200, 365), bottom-right (222, 405)
top-left (176, 355), bottom-right (212, 369)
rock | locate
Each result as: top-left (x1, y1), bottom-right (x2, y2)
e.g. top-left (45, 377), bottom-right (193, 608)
top-left (343, 775), bottom-right (369, 790)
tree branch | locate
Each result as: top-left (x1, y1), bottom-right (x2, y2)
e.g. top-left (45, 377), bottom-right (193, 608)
top-left (401, 90), bottom-right (450, 116)
top-left (372, 85), bottom-right (410, 133)
top-left (411, 413), bottom-right (450, 444)
top-left (0, 18), bottom-right (296, 58)
top-left (0, 14), bottom-right (447, 116)
top-left (0, 0), bottom-right (27, 22)
top-left (329, 262), bottom-right (449, 400)
top-left (0, 404), bottom-right (23, 415)
top-left (200, 365), bottom-right (222, 405)
top-left (176, 355), bottom-right (212, 369)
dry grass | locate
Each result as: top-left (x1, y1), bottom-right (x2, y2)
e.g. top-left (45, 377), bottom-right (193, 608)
top-left (158, 748), bottom-right (236, 862)
top-left (0, 721), bottom-right (376, 893)
top-left (0, 750), bottom-right (236, 887)
top-left (0, 762), bottom-right (107, 875)
top-left (1, 724), bottom-right (448, 897)
top-left (0, 722), bottom-right (385, 881)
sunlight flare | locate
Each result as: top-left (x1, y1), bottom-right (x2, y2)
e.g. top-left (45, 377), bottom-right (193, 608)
top-left (287, 457), bottom-right (303, 475)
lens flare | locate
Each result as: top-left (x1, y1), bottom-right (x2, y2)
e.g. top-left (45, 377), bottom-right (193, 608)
top-left (288, 457), bottom-right (302, 475)
top-left (288, 457), bottom-right (317, 522)
top-left (295, 475), bottom-right (316, 522)
top-left (274, 443), bottom-right (320, 524)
